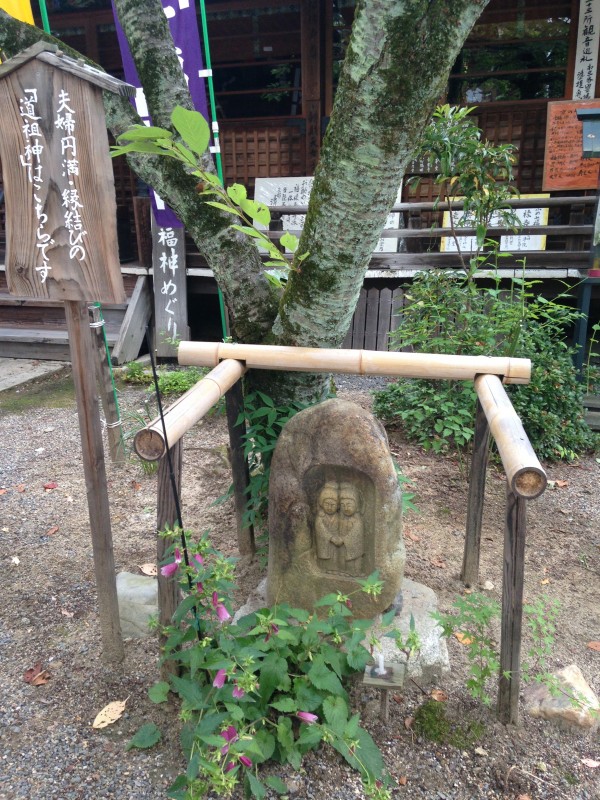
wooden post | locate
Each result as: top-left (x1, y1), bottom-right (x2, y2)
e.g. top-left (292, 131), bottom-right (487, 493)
top-left (301, 0), bottom-right (322, 172)
top-left (156, 439), bottom-right (183, 680)
top-left (64, 300), bottom-right (124, 664)
top-left (225, 379), bottom-right (254, 557)
top-left (89, 304), bottom-right (125, 463)
top-left (461, 399), bottom-right (490, 586)
top-left (497, 488), bottom-right (527, 725)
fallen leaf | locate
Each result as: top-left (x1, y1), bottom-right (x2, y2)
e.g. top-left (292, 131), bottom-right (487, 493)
top-left (92, 699), bottom-right (127, 729)
top-left (24, 663), bottom-right (51, 686)
top-left (403, 716), bottom-right (414, 729)
top-left (139, 563), bottom-right (157, 576)
top-left (517, 795), bottom-right (532, 800)
top-left (474, 746), bottom-right (488, 757)
top-left (555, 479), bottom-right (569, 488)
top-left (130, 480), bottom-right (142, 491)
top-left (46, 526), bottom-right (59, 536)
top-left (430, 557), bottom-right (447, 569)
top-left (430, 689), bottom-right (448, 702)
top-left (587, 641), bottom-right (600, 652)
top-left (483, 580), bottom-right (494, 591)
top-left (463, 587), bottom-right (474, 594)
top-left (16, 484), bottom-right (26, 492)
top-left (540, 578), bottom-right (550, 585)
top-left (43, 481), bottom-right (58, 490)
top-left (61, 609), bottom-right (74, 618)
top-left (581, 758), bottom-right (600, 768)
top-left (0, 488), bottom-right (8, 495)
top-left (398, 775), bottom-right (408, 786)
top-left (392, 694), bottom-right (403, 704)
top-left (454, 631), bottom-right (474, 645)
top-left (404, 529), bottom-right (420, 543)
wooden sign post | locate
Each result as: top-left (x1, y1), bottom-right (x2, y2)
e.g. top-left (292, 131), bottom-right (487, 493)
top-left (0, 42), bottom-right (135, 664)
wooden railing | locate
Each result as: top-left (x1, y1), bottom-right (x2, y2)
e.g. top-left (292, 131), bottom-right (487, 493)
top-left (264, 195), bottom-right (597, 276)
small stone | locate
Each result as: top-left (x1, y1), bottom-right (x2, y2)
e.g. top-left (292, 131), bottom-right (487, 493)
top-left (524, 664), bottom-right (599, 730)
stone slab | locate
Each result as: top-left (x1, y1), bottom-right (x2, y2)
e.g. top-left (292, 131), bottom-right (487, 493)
top-left (116, 571), bottom-right (158, 638)
top-left (0, 357), bottom-right (67, 392)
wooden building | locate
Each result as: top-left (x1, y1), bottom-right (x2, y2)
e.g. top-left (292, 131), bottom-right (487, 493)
top-left (1, 0), bottom-right (599, 359)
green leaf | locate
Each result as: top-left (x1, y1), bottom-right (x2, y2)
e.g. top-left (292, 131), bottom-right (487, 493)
top-left (270, 697), bottom-right (297, 713)
top-left (252, 729), bottom-right (276, 764)
top-left (117, 125), bottom-right (173, 142)
top-left (239, 198), bottom-right (271, 226)
top-left (276, 715), bottom-right (294, 752)
top-left (247, 772), bottom-right (266, 800)
top-left (259, 653), bottom-right (290, 702)
top-left (125, 722), bottom-right (161, 750)
top-left (265, 775), bottom-right (288, 794)
top-left (227, 183), bottom-right (247, 205)
top-left (148, 681), bottom-right (170, 704)
top-left (204, 200), bottom-right (242, 217)
top-left (170, 675), bottom-right (209, 710)
top-left (306, 655), bottom-right (344, 696)
top-left (280, 232), bottom-right (299, 252)
top-left (230, 224), bottom-right (266, 240)
top-left (225, 702), bottom-right (245, 721)
top-left (293, 678), bottom-right (323, 712)
top-left (323, 695), bottom-right (348, 735)
top-left (171, 106), bottom-right (210, 156)
top-left (110, 141), bottom-right (170, 158)
top-left (296, 722), bottom-right (323, 751)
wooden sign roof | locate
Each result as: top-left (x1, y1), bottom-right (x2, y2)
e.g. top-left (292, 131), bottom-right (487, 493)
top-left (0, 43), bottom-right (135, 303)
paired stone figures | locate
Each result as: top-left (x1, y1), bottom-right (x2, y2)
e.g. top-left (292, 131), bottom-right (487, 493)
top-left (315, 481), bottom-right (364, 576)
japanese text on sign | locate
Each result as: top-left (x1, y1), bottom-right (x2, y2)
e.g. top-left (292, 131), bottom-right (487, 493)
top-left (157, 226), bottom-right (180, 341)
top-left (573, 0), bottom-right (599, 100)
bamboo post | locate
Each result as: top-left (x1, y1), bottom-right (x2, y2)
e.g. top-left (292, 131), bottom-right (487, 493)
top-left (225, 380), bottom-right (255, 557)
top-left (497, 488), bottom-right (527, 725)
top-left (474, 374), bottom-right (546, 499)
top-left (156, 439), bottom-right (183, 680)
top-left (64, 300), bottom-right (124, 664)
top-left (178, 342), bottom-right (531, 385)
top-left (89, 304), bottom-right (125, 463)
top-left (461, 399), bottom-right (491, 586)
top-left (134, 359), bottom-right (246, 460)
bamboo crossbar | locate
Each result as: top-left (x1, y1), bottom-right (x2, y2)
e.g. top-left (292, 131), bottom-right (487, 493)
top-left (474, 374), bottom-right (546, 499)
top-left (178, 342), bottom-right (531, 385)
top-left (134, 359), bottom-right (246, 461)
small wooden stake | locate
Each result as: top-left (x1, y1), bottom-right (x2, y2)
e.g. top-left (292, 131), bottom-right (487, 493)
top-left (89, 304), bottom-right (125, 463)
top-left (64, 300), bottom-right (124, 664)
top-left (156, 440), bottom-right (183, 680)
top-left (461, 399), bottom-right (490, 586)
top-left (225, 379), bottom-right (254, 557)
top-left (497, 488), bottom-right (527, 725)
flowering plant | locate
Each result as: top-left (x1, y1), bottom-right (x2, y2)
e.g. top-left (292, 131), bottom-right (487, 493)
top-left (148, 529), bottom-right (393, 799)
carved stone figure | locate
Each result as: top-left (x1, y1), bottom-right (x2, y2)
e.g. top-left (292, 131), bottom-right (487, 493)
top-left (267, 399), bottom-right (405, 618)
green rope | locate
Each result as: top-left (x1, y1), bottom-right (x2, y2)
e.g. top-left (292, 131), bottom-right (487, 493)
top-left (197, 0), bottom-right (228, 340)
top-left (37, 0), bottom-right (50, 34)
top-left (93, 302), bottom-right (125, 454)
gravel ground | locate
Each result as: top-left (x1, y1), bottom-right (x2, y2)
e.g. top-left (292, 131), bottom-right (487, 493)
top-left (0, 370), bottom-right (598, 800)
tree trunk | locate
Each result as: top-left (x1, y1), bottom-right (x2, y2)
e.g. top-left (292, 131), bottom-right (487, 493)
top-left (0, 0), bottom-right (490, 405)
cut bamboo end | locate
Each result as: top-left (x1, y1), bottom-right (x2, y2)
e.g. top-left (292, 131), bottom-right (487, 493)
top-left (475, 374), bottom-right (547, 499)
top-left (178, 342), bottom-right (531, 385)
top-left (134, 428), bottom-right (166, 462)
top-left (133, 359), bottom-right (245, 461)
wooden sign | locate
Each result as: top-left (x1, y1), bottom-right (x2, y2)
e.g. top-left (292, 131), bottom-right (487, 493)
top-left (0, 43), bottom-right (132, 302)
top-left (543, 100), bottom-right (600, 191)
top-left (151, 215), bottom-right (189, 357)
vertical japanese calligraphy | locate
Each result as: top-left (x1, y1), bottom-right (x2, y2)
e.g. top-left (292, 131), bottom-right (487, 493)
top-left (152, 219), bottom-right (189, 356)
top-left (573, 0), bottom-right (599, 100)
top-left (543, 100), bottom-right (600, 191)
top-left (0, 49), bottom-right (125, 302)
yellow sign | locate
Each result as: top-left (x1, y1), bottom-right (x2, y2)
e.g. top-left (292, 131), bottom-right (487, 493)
top-left (0, 0), bottom-right (34, 25)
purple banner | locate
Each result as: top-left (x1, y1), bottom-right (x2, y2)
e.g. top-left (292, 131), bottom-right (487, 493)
top-left (112, 0), bottom-right (210, 226)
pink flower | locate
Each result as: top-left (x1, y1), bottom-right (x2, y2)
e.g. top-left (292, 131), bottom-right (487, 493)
top-left (160, 547), bottom-right (182, 577)
top-left (195, 581), bottom-right (204, 593)
top-left (224, 761), bottom-right (235, 773)
top-left (213, 669), bottom-right (227, 688)
top-left (193, 554), bottom-right (204, 568)
top-left (265, 623), bottom-right (279, 643)
top-left (239, 755), bottom-right (252, 768)
top-left (232, 684), bottom-right (245, 699)
top-left (296, 711), bottom-right (318, 724)
top-left (212, 591), bottom-right (231, 622)
top-left (220, 725), bottom-right (238, 754)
